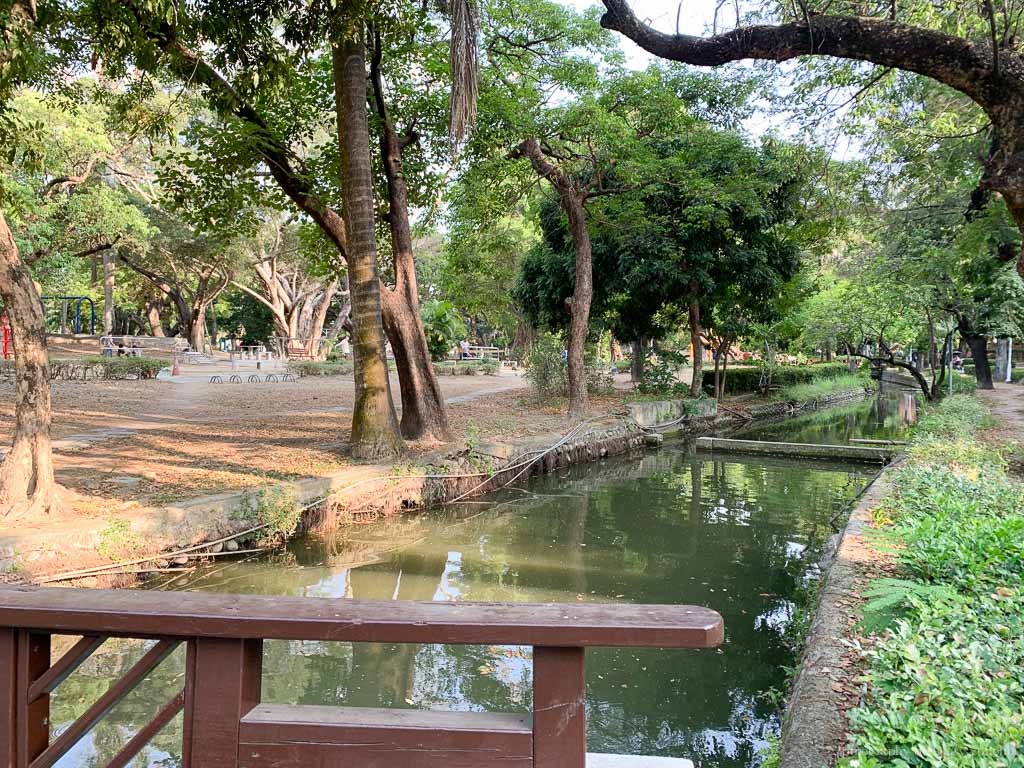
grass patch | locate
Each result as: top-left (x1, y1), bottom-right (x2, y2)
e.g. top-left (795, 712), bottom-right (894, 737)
top-left (841, 394), bottom-right (1024, 767)
top-left (775, 373), bottom-right (868, 404)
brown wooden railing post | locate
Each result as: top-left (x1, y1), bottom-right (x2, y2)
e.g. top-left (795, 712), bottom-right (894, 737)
top-left (15, 632), bottom-right (49, 768)
top-left (0, 628), bottom-right (16, 767)
top-left (186, 638), bottom-right (262, 768)
top-left (533, 646), bottom-right (586, 768)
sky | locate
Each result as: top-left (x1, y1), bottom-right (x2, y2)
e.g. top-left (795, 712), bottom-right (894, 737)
top-left (555, 0), bottom-right (864, 157)
top-left (557, 0), bottom-right (730, 69)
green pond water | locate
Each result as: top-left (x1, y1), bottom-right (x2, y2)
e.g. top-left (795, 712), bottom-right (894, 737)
top-left (48, 393), bottom-right (912, 768)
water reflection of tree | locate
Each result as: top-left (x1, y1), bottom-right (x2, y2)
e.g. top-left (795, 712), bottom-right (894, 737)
top-left (50, 638), bottom-right (186, 768)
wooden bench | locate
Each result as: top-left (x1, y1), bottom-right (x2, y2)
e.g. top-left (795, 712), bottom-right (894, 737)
top-left (0, 586), bottom-right (722, 768)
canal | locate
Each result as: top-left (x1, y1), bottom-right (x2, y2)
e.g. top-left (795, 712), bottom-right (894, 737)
top-left (49, 391), bottom-right (913, 767)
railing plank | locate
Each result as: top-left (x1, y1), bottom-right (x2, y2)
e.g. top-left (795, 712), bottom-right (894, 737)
top-left (27, 635), bottom-right (106, 704)
top-left (533, 647), bottom-right (586, 768)
top-left (106, 688), bottom-right (184, 768)
top-left (15, 632), bottom-right (49, 768)
top-left (238, 704), bottom-right (533, 768)
top-left (29, 638), bottom-right (178, 768)
top-left (187, 638), bottom-right (262, 768)
top-left (0, 588), bottom-right (724, 649)
top-left (0, 629), bottom-right (16, 766)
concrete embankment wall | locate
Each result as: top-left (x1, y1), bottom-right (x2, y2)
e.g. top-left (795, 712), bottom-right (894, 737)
top-left (778, 463), bottom-right (897, 767)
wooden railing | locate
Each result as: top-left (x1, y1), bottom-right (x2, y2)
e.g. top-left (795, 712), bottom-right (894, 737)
top-left (0, 587), bottom-right (724, 768)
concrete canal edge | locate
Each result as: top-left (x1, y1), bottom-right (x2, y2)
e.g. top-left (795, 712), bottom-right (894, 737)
top-left (695, 436), bottom-right (895, 463)
top-left (1, 416), bottom-right (648, 581)
top-left (1, 386), bottom-right (873, 583)
top-left (778, 461), bottom-right (900, 768)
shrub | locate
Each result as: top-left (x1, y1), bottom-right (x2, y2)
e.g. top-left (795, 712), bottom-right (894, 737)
top-left (638, 349), bottom-right (688, 397)
top-left (1012, 368), bottom-right (1024, 384)
top-left (524, 333), bottom-right (614, 397)
top-left (288, 360), bottom-right (353, 377)
top-left (614, 358), bottom-right (632, 373)
top-left (421, 298), bottom-right (466, 361)
top-left (524, 333), bottom-right (568, 398)
top-left (776, 373), bottom-right (868, 404)
top-left (480, 358), bottom-right (500, 376)
top-left (77, 356), bottom-right (165, 380)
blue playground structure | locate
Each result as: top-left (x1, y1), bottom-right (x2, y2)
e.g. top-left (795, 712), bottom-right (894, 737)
top-left (41, 295), bottom-right (96, 335)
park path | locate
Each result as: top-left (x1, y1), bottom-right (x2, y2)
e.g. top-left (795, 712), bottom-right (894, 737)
top-left (978, 384), bottom-right (1024, 476)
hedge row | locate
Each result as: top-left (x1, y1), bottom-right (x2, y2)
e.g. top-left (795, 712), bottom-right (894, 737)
top-left (703, 362), bottom-right (853, 396)
top-left (287, 360), bottom-right (354, 377)
top-left (50, 356), bottom-right (165, 381)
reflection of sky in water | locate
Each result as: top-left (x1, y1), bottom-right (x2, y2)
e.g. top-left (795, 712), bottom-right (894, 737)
top-left (48, 412), bottom-right (883, 768)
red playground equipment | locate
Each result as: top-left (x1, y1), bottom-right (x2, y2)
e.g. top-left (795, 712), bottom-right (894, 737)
top-left (1, 314), bottom-right (10, 360)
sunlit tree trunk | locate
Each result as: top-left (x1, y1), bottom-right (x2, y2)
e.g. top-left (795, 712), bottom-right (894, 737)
top-left (688, 299), bottom-right (704, 398)
top-left (370, 35), bottom-right (450, 441)
top-left (332, 25), bottom-right (403, 458)
top-left (0, 211), bottom-right (57, 516)
top-left (518, 138), bottom-right (592, 417)
top-left (102, 250), bottom-right (115, 335)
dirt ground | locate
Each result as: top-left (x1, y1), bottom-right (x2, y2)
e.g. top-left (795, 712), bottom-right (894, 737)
top-left (0, 368), bottom-right (632, 519)
top-left (979, 384), bottom-right (1024, 476)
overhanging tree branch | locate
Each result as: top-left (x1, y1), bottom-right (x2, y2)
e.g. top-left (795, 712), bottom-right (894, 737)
top-left (599, 0), bottom-right (1005, 105)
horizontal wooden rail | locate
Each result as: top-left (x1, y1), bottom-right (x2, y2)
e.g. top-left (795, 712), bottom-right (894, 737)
top-left (0, 587), bottom-right (724, 648)
top-left (0, 587), bottom-right (724, 768)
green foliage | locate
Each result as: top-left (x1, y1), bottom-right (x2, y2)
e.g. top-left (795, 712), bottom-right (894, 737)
top-left (253, 487), bottom-right (302, 544)
top-left (776, 373), bottom-right (869, 404)
top-left (420, 298), bottom-right (466, 362)
top-left (221, 291), bottom-right (277, 346)
top-left (844, 395), bottom-right (1024, 767)
top-left (638, 349), bottom-right (688, 397)
top-left (703, 362), bottom-right (851, 396)
top-left (96, 519), bottom-right (143, 562)
top-left (287, 361), bottom-right (353, 377)
top-left (523, 333), bottom-right (567, 398)
top-left (77, 356), bottom-right (165, 380)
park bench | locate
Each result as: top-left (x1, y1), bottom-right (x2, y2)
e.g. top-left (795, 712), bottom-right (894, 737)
top-left (0, 586), bottom-right (722, 768)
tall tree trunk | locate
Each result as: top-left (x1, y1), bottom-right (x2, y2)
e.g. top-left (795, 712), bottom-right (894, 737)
top-left (381, 294), bottom-right (450, 441)
top-left (965, 333), bottom-right (994, 389)
top-left (0, 211), bottom-right (57, 517)
top-left (563, 192), bottom-right (593, 417)
top-left (369, 37), bottom-right (450, 441)
top-left (144, 296), bottom-right (165, 337)
top-left (689, 300), bottom-right (704, 398)
top-left (518, 138), bottom-right (593, 417)
top-left (188, 303), bottom-right (206, 353)
top-left (102, 250), bottom-right (115, 335)
top-left (631, 335), bottom-right (645, 383)
top-left (333, 27), bottom-right (402, 459)
top-left (307, 282), bottom-right (337, 359)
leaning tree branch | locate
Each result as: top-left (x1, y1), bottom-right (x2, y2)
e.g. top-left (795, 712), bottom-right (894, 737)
top-left (599, 0), bottom-right (1010, 107)
top-left (121, 0), bottom-right (350, 264)
top-left (843, 343), bottom-right (936, 400)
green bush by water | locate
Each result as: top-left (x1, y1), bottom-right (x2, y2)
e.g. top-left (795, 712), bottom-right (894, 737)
top-left (703, 361), bottom-right (852, 396)
top-left (842, 395), bottom-right (1024, 767)
top-left (775, 373), bottom-right (868, 404)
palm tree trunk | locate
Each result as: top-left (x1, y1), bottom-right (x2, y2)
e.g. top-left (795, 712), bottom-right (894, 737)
top-left (332, 25), bottom-right (402, 458)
